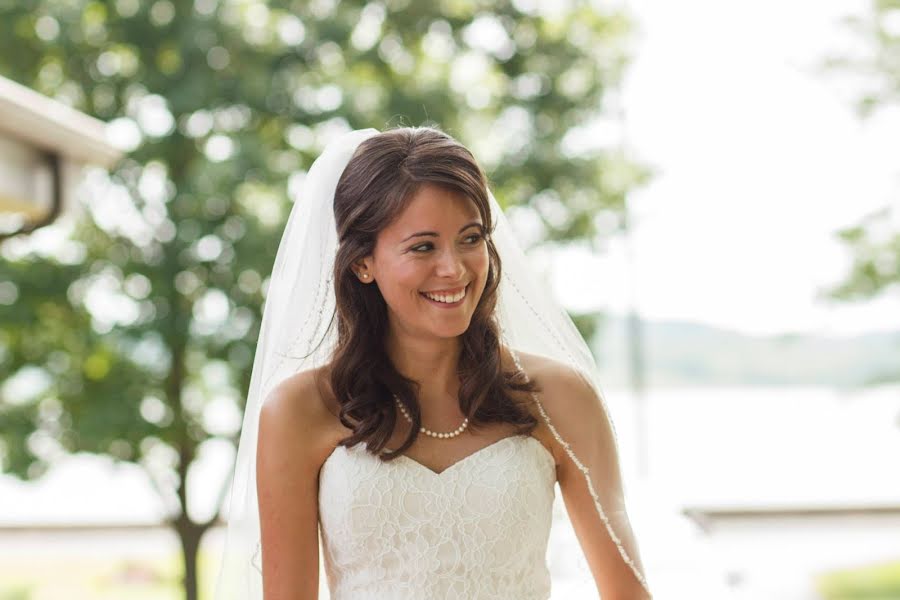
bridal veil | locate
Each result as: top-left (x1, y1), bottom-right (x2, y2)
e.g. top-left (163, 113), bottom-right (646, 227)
top-left (212, 127), bottom-right (653, 599)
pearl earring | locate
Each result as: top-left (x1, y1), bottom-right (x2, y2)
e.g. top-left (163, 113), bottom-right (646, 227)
top-left (361, 273), bottom-right (369, 279)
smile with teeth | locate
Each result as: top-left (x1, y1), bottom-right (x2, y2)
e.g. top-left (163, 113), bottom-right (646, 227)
top-left (420, 284), bottom-right (468, 304)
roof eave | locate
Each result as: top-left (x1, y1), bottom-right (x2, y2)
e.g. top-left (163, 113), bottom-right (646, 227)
top-left (0, 75), bottom-right (124, 169)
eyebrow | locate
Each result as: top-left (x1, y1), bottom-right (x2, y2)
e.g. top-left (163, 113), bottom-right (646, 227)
top-left (400, 221), bottom-right (483, 243)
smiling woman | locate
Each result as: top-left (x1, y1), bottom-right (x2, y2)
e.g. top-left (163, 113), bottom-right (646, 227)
top-left (354, 184), bottom-right (490, 334)
top-left (328, 130), bottom-right (538, 452)
top-left (214, 126), bottom-right (653, 600)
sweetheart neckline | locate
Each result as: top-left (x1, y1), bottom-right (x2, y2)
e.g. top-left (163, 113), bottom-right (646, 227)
top-left (328, 434), bottom-right (556, 478)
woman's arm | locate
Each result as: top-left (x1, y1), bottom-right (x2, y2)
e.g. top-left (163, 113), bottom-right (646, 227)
top-left (543, 362), bottom-right (653, 599)
top-left (256, 371), bottom-right (328, 600)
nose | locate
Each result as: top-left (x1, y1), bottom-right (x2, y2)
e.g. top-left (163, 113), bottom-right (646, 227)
top-left (434, 245), bottom-right (466, 280)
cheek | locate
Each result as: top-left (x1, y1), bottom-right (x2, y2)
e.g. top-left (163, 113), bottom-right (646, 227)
top-left (471, 249), bottom-right (490, 280)
top-left (382, 262), bottom-right (427, 298)
top-left (462, 251), bottom-right (490, 299)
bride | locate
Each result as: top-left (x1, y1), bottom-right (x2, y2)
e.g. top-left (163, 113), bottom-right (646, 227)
top-left (213, 126), bottom-right (653, 599)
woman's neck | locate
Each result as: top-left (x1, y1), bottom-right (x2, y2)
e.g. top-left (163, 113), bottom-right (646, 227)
top-left (384, 330), bottom-right (462, 401)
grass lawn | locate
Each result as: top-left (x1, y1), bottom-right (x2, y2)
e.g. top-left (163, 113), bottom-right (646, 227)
top-left (0, 549), bottom-right (222, 600)
top-left (816, 560), bottom-right (900, 600)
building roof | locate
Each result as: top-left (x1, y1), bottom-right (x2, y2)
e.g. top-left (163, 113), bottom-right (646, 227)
top-left (0, 75), bottom-right (121, 168)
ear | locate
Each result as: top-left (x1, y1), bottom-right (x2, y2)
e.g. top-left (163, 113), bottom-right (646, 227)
top-left (352, 256), bottom-right (375, 283)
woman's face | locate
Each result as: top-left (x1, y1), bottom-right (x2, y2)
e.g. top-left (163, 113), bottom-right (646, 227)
top-left (358, 183), bottom-right (490, 340)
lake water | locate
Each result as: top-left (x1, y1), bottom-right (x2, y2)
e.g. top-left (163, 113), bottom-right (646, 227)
top-left (2, 384), bottom-right (898, 599)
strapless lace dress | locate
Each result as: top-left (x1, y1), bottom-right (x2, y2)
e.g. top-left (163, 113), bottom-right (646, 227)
top-left (317, 434), bottom-right (557, 599)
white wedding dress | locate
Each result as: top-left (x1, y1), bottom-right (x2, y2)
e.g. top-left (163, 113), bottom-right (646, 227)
top-left (317, 434), bottom-right (558, 599)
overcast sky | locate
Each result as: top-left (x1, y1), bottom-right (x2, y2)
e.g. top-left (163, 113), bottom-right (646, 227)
top-left (553, 0), bottom-right (900, 337)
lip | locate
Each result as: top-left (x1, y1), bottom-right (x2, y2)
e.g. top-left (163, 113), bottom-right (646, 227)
top-left (420, 284), bottom-right (468, 294)
top-left (419, 283), bottom-right (469, 307)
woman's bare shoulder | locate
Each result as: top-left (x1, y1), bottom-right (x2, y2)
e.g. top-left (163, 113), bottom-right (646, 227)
top-left (502, 347), bottom-right (583, 467)
top-left (517, 349), bottom-right (602, 404)
top-left (259, 365), bottom-right (346, 466)
top-left (503, 346), bottom-right (575, 383)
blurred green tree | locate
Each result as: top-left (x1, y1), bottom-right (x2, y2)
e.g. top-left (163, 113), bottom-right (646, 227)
top-left (819, 0), bottom-right (900, 385)
top-left (0, 1), bottom-right (650, 598)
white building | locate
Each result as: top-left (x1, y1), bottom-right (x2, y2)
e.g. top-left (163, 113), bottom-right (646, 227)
top-left (0, 74), bottom-right (122, 239)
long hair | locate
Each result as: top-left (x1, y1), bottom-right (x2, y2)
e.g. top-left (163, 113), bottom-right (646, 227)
top-left (326, 125), bottom-right (539, 459)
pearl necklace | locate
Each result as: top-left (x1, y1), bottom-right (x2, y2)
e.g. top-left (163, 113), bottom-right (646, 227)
top-left (393, 395), bottom-right (470, 439)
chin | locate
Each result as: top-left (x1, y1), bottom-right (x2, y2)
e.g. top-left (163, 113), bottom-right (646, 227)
top-left (425, 319), bottom-right (471, 338)
top-left (432, 315), bottom-right (475, 338)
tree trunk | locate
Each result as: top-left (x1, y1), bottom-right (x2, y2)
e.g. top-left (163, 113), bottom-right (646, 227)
top-left (176, 519), bottom-right (207, 600)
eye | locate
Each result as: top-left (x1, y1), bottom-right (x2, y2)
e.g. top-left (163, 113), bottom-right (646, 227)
top-left (409, 233), bottom-right (483, 253)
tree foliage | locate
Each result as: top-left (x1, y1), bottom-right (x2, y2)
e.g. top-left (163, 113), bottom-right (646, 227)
top-left (0, 1), bottom-right (648, 598)
top-left (820, 0), bottom-right (900, 384)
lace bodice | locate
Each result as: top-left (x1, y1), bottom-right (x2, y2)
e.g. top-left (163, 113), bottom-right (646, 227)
top-left (317, 434), bottom-right (557, 599)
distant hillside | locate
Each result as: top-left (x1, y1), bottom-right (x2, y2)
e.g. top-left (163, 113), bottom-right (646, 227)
top-left (591, 315), bottom-right (900, 388)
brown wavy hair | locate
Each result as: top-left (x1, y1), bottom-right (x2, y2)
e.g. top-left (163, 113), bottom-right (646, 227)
top-left (327, 125), bottom-right (540, 461)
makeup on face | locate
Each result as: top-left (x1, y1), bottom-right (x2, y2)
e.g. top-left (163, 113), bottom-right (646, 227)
top-left (419, 283), bottom-right (470, 308)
